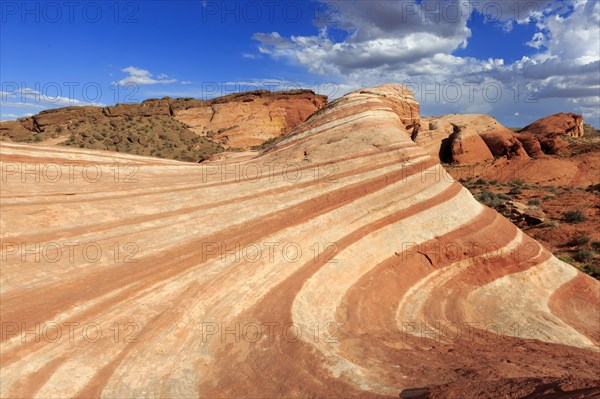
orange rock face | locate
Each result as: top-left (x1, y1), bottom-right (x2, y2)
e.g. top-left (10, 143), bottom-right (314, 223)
top-left (417, 114), bottom-right (524, 164)
top-left (174, 90), bottom-right (327, 148)
top-left (1, 85), bottom-right (598, 398)
top-left (520, 112), bottom-right (585, 138)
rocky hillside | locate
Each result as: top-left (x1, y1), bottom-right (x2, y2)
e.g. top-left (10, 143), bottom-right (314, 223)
top-left (1, 84), bottom-right (598, 398)
top-left (416, 112), bottom-right (589, 165)
top-left (0, 90), bottom-right (327, 162)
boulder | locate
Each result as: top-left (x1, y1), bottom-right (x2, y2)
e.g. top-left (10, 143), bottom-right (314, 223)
top-left (447, 123), bottom-right (494, 164)
top-left (498, 201), bottom-right (546, 225)
top-left (479, 130), bottom-right (529, 159)
top-left (539, 135), bottom-right (570, 155)
top-left (515, 134), bottom-right (544, 158)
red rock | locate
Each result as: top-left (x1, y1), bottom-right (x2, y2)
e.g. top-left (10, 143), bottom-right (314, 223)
top-left (520, 112), bottom-right (585, 137)
top-left (448, 124), bottom-right (494, 164)
top-left (417, 114), bottom-right (523, 164)
top-left (174, 90), bottom-right (327, 148)
top-left (540, 135), bottom-right (570, 155)
top-left (515, 134), bottom-right (545, 158)
top-left (0, 84), bottom-right (598, 398)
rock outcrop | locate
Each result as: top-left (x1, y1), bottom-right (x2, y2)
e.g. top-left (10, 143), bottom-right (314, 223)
top-left (1, 85), bottom-right (598, 398)
top-left (520, 112), bottom-right (585, 138)
top-left (0, 90), bottom-right (327, 152)
top-left (417, 114), bottom-right (527, 164)
top-left (417, 112), bottom-right (590, 164)
top-left (447, 123), bottom-right (494, 164)
top-left (173, 90), bottom-right (327, 148)
top-left (512, 112), bottom-right (585, 156)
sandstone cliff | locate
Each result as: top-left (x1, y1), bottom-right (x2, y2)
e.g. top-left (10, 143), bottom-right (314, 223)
top-left (0, 90), bottom-right (327, 160)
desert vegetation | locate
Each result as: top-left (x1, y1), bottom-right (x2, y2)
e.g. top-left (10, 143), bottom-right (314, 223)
top-left (460, 177), bottom-right (599, 279)
top-left (60, 115), bottom-right (224, 162)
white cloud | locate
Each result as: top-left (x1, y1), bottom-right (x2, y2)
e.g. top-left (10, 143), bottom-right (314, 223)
top-left (6, 88), bottom-right (105, 107)
top-left (1, 112), bottom-right (34, 121)
top-left (115, 66), bottom-right (177, 85)
top-left (242, 52), bottom-right (262, 59)
top-left (526, 32), bottom-right (546, 49)
top-left (252, 0), bottom-right (600, 126)
top-left (0, 100), bottom-right (45, 109)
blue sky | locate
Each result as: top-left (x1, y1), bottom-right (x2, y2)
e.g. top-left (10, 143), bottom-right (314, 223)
top-left (1, 0), bottom-right (599, 127)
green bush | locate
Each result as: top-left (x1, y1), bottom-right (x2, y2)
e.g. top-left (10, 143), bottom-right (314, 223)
top-left (476, 190), bottom-right (507, 208)
top-left (569, 236), bottom-right (590, 247)
top-left (574, 250), bottom-right (594, 263)
top-left (539, 220), bottom-right (559, 228)
top-left (591, 241), bottom-right (600, 251)
top-left (564, 210), bottom-right (587, 224)
top-left (509, 178), bottom-right (524, 187)
top-left (558, 255), bottom-right (576, 265)
top-left (508, 187), bottom-right (522, 195)
top-left (582, 265), bottom-right (600, 280)
top-left (527, 199), bottom-right (541, 206)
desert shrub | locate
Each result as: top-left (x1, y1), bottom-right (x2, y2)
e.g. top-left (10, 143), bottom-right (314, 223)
top-left (55, 126), bottom-right (64, 133)
top-left (497, 193), bottom-right (512, 201)
top-left (569, 236), bottom-right (591, 246)
top-left (474, 178), bottom-right (487, 185)
top-left (558, 255), bottom-right (576, 265)
top-left (509, 178), bottom-right (524, 187)
top-left (527, 199), bottom-right (541, 206)
top-left (574, 250), bottom-right (594, 263)
top-left (508, 187), bottom-right (522, 195)
top-left (582, 265), bottom-right (600, 280)
top-left (539, 220), bottom-right (559, 228)
top-left (476, 190), bottom-right (506, 207)
top-left (564, 210), bottom-right (587, 224)
top-left (591, 241), bottom-right (600, 251)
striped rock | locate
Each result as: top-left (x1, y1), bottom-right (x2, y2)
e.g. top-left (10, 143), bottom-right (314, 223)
top-left (1, 85), bottom-right (598, 398)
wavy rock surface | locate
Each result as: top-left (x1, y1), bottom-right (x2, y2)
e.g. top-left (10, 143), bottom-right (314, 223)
top-left (1, 85), bottom-right (598, 398)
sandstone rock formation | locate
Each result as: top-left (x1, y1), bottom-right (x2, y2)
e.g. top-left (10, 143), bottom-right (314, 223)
top-left (0, 90), bottom-right (327, 154)
top-left (520, 112), bottom-right (585, 138)
top-left (416, 114), bottom-right (526, 164)
top-left (416, 112), bottom-right (592, 165)
top-left (512, 113), bottom-right (586, 157)
top-left (1, 85), bottom-right (598, 398)
top-left (174, 90), bottom-right (327, 148)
